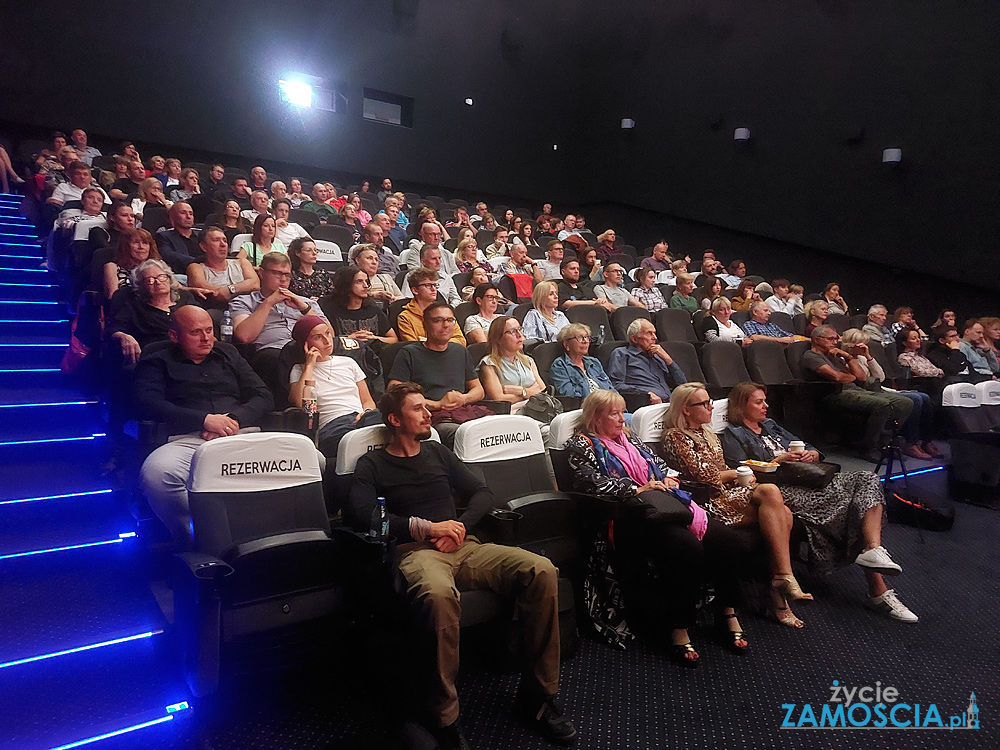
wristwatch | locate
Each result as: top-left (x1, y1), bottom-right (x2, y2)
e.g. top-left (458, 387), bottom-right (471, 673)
top-left (521, 387), bottom-right (527, 398)
top-left (227, 284), bottom-right (237, 295)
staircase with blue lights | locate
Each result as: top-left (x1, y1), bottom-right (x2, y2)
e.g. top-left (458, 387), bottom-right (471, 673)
top-left (0, 195), bottom-right (191, 750)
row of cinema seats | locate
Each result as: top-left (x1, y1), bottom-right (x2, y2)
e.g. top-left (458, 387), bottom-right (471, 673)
top-left (164, 399), bottom-right (768, 698)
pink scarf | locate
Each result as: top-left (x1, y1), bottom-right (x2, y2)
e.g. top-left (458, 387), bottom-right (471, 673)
top-left (600, 432), bottom-right (655, 485)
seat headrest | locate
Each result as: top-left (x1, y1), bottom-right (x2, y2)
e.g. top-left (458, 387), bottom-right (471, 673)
top-left (547, 409), bottom-right (583, 450)
top-left (453, 414), bottom-right (544, 462)
top-left (314, 239), bottom-right (343, 262)
top-left (942, 382), bottom-right (981, 408)
top-left (977, 380), bottom-right (1000, 405)
top-left (710, 399), bottom-right (729, 433)
top-left (630, 403), bottom-right (671, 443)
top-left (188, 432), bottom-right (321, 493)
top-left (336, 424), bottom-right (440, 475)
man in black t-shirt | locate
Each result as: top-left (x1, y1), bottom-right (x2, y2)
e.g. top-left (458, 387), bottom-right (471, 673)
top-left (346, 383), bottom-right (575, 749)
top-left (386, 302), bottom-right (484, 445)
top-left (108, 160), bottom-right (146, 202)
top-left (556, 258), bottom-right (615, 312)
top-left (800, 324), bottom-right (912, 461)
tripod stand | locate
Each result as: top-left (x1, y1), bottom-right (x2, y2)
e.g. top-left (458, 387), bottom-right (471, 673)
top-left (873, 407), bottom-right (928, 541)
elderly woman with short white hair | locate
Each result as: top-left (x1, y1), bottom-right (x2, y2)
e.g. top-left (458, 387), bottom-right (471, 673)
top-left (699, 296), bottom-right (750, 346)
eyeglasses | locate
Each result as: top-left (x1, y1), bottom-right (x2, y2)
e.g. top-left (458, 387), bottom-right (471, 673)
top-left (481, 294), bottom-right (500, 301)
top-left (504, 327), bottom-right (524, 337)
top-left (568, 335), bottom-right (592, 343)
top-left (606, 268), bottom-right (624, 274)
top-left (689, 399), bottom-right (713, 409)
top-left (142, 273), bottom-right (171, 285)
top-left (264, 269), bottom-right (292, 280)
top-left (428, 317), bottom-right (456, 325)
top-left (414, 282), bottom-right (438, 289)
top-left (819, 335), bottom-right (840, 341)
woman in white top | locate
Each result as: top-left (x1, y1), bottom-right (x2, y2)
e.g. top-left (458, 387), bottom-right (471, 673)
top-left (521, 281), bottom-right (570, 342)
top-left (240, 214), bottom-right (286, 267)
top-left (131, 178), bottom-right (171, 225)
top-left (288, 317), bottom-right (380, 456)
top-left (463, 282), bottom-right (504, 344)
top-left (478, 316), bottom-right (546, 411)
top-left (700, 296), bottom-right (750, 346)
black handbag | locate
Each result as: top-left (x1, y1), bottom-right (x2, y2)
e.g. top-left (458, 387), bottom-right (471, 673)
top-left (621, 489), bottom-right (694, 526)
top-left (770, 461), bottom-right (838, 490)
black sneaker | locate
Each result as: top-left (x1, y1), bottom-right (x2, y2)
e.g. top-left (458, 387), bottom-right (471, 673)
top-left (432, 721), bottom-right (472, 750)
top-left (515, 693), bottom-right (577, 745)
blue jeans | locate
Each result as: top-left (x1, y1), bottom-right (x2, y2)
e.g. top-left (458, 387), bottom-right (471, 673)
top-left (318, 410), bottom-right (384, 457)
top-left (896, 390), bottom-right (933, 444)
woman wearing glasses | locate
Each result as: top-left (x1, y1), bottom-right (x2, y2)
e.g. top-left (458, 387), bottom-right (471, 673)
top-left (522, 281), bottom-right (570, 342)
top-left (463, 282), bottom-right (505, 344)
top-left (318, 266), bottom-right (398, 345)
top-left (478, 316), bottom-right (547, 410)
top-left (661, 383), bottom-right (811, 629)
top-left (549, 323), bottom-right (617, 398)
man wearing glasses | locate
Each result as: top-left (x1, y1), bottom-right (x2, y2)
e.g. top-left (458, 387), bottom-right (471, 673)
top-left (397, 268), bottom-right (466, 344)
top-left (388, 302), bottom-right (485, 446)
top-left (594, 262), bottom-right (644, 310)
top-left (800, 324), bottom-right (913, 462)
top-left (230, 251), bottom-right (326, 399)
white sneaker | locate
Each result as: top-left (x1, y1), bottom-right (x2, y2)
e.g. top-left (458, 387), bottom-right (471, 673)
top-left (855, 546), bottom-right (902, 575)
top-left (871, 589), bottom-right (918, 623)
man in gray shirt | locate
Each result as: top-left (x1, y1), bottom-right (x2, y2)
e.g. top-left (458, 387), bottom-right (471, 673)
top-left (231, 251), bottom-right (325, 399)
top-left (535, 240), bottom-right (565, 281)
top-left (594, 262), bottom-right (643, 309)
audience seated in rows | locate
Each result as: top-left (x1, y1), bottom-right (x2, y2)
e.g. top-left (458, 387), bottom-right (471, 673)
top-left (801, 325), bottom-right (914, 462)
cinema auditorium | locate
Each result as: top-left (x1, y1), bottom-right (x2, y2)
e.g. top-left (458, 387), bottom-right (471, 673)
top-left (1, 4), bottom-right (997, 749)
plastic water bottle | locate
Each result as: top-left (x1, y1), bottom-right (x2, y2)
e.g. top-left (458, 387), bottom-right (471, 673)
top-left (220, 309), bottom-right (233, 343)
top-left (369, 496), bottom-right (388, 541)
top-left (597, 324), bottom-right (606, 345)
top-left (301, 379), bottom-right (318, 432)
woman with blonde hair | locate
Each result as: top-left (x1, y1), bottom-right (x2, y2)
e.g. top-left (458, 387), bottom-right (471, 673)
top-left (565, 390), bottom-right (747, 665)
top-left (803, 299), bottom-right (830, 337)
top-left (131, 178), bottom-right (171, 225)
top-left (522, 280), bottom-right (570, 342)
top-left (478, 316), bottom-right (546, 409)
top-left (661, 382), bottom-right (810, 628)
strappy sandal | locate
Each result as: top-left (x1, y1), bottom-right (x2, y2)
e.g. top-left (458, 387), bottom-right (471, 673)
top-left (670, 642), bottom-right (700, 668)
top-left (768, 591), bottom-right (805, 629)
top-left (772, 574), bottom-right (814, 602)
top-left (716, 612), bottom-right (749, 654)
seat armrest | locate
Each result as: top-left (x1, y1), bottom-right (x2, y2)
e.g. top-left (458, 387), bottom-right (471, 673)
top-left (226, 529), bottom-right (331, 560)
top-left (480, 399), bottom-right (512, 415)
top-left (176, 551), bottom-right (234, 581)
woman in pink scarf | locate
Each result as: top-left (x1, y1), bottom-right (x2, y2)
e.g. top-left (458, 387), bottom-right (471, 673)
top-left (564, 391), bottom-right (748, 668)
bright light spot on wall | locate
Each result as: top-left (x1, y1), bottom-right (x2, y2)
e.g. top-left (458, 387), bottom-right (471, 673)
top-left (279, 79), bottom-right (313, 108)
top-left (464, 98), bottom-right (474, 106)
top-left (552, 144), bottom-right (558, 151)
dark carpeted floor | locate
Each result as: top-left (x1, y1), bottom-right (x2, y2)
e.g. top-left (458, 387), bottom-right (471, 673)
top-left (184, 467), bottom-right (998, 750)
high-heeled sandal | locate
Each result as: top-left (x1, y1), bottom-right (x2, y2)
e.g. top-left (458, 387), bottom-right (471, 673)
top-left (772, 574), bottom-right (814, 601)
top-left (716, 612), bottom-right (749, 654)
top-left (768, 592), bottom-right (805, 629)
top-left (669, 642), bottom-right (700, 668)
